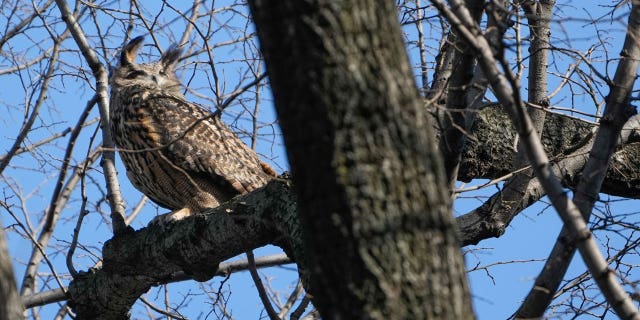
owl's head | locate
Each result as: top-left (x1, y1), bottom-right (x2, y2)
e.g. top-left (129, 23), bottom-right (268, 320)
top-left (110, 36), bottom-right (183, 96)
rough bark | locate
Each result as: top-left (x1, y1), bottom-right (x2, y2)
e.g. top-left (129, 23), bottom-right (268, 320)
top-left (457, 105), bottom-right (640, 197)
top-left (438, 0), bottom-right (484, 188)
top-left (36, 105), bottom-right (640, 319)
top-left (435, 0), bottom-right (640, 317)
top-left (0, 221), bottom-right (24, 320)
top-left (455, 104), bottom-right (640, 245)
top-left (249, 1), bottom-right (473, 319)
top-left (516, 1), bottom-right (640, 317)
top-left (67, 180), bottom-right (301, 320)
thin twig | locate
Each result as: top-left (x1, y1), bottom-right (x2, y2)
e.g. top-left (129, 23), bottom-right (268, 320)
top-left (54, 0), bottom-right (128, 235)
top-left (246, 250), bottom-right (281, 320)
top-left (431, 0), bottom-right (640, 318)
top-left (139, 296), bottom-right (188, 320)
top-left (65, 148), bottom-right (101, 277)
top-left (277, 279), bottom-right (304, 318)
top-left (0, 41), bottom-right (60, 175)
top-left (20, 96), bottom-right (95, 296)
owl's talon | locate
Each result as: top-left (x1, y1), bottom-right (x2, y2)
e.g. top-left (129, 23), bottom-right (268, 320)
top-left (148, 208), bottom-right (192, 228)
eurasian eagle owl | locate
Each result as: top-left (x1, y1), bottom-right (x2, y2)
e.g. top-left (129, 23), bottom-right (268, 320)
top-left (109, 36), bottom-right (275, 224)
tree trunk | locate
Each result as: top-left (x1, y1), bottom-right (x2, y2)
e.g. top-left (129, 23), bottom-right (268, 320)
top-left (0, 219), bottom-right (24, 320)
top-left (249, 1), bottom-right (474, 319)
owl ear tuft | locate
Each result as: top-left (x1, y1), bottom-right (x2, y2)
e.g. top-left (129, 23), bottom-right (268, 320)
top-left (120, 36), bottom-right (145, 66)
top-left (161, 44), bottom-right (182, 71)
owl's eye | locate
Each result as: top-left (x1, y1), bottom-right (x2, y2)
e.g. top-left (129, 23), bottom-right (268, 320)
top-left (125, 70), bottom-right (147, 79)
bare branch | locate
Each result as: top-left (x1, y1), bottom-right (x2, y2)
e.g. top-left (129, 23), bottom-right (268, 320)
top-left (246, 250), bottom-right (281, 320)
top-left (23, 252), bottom-right (292, 309)
top-left (0, 0), bottom-right (55, 51)
top-left (53, 0), bottom-right (128, 234)
top-left (432, 0), bottom-right (640, 317)
top-left (517, 1), bottom-right (640, 317)
top-left (19, 96), bottom-right (95, 297)
top-left (278, 279), bottom-right (304, 318)
top-left (0, 41), bottom-right (60, 175)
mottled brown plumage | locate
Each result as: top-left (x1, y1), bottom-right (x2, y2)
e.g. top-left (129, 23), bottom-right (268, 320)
top-left (109, 36), bottom-right (275, 224)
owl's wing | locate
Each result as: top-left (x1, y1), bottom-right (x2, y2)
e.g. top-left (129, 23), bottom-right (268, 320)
top-left (148, 95), bottom-right (272, 195)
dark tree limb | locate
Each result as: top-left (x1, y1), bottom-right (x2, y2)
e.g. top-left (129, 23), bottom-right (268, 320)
top-left (433, 0), bottom-right (639, 317)
top-left (22, 254), bottom-right (291, 309)
top-left (456, 105), bottom-right (640, 245)
top-left (458, 104), bottom-right (640, 192)
top-left (438, 0), bottom-right (484, 188)
top-left (249, 0), bottom-right (474, 319)
top-left (67, 180), bottom-right (301, 320)
top-left (26, 106), bottom-right (640, 318)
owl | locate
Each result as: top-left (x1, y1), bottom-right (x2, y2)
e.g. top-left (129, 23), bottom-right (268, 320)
top-left (109, 36), bottom-right (276, 225)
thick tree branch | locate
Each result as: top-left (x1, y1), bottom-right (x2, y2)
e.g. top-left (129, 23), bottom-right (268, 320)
top-left (456, 107), bottom-right (640, 245)
top-left (433, 0), bottom-right (639, 317)
top-left (67, 180), bottom-right (300, 320)
top-left (23, 254), bottom-right (291, 309)
top-left (457, 106), bottom-right (640, 198)
top-left (20, 105), bottom-right (640, 317)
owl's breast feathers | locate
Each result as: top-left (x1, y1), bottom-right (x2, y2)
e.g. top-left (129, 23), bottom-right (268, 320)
top-left (110, 89), bottom-right (275, 211)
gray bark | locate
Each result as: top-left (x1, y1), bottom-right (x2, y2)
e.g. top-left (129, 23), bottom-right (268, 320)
top-left (46, 105), bottom-right (640, 318)
top-left (456, 104), bottom-right (640, 245)
top-left (0, 221), bottom-right (24, 320)
top-left (438, 0), bottom-right (484, 188)
top-left (249, 0), bottom-right (474, 319)
top-left (458, 105), bottom-right (640, 196)
top-left (516, 1), bottom-right (640, 317)
top-left (67, 180), bottom-right (300, 319)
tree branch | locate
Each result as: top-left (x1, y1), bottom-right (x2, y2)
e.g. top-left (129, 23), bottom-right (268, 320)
top-left (67, 180), bottom-right (300, 319)
top-left (438, 0), bottom-right (484, 188)
top-left (456, 105), bottom-right (640, 199)
top-left (516, 0), bottom-right (640, 316)
top-left (0, 217), bottom-right (24, 320)
top-left (464, 0), bottom-right (555, 246)
top-left (23, 253), bottom-right (291, 309)
top-left (246, 250), bottom-right (281, 320)
top-left (54, 0), bottom-right (128, 235)
top-left (432, 0), bottom-right (640, 317)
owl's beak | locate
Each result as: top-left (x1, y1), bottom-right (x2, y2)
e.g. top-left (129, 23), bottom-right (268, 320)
top-left (151, 75), bottom-right (165, 86)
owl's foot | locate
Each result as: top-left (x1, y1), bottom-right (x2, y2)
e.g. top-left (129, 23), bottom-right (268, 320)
top-left (149, 207), bottom-right (193, 227)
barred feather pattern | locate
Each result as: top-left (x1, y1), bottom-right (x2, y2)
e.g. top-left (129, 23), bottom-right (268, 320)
top-left (111, 90), bottom-right (273, 213)
top-left (109, 38), bottom-right (274, 221)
